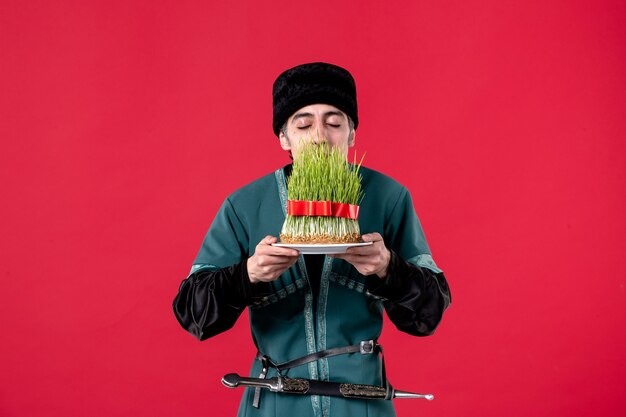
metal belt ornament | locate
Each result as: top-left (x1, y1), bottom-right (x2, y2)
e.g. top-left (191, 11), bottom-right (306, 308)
top-left (287, 200), bottom-right (360, 219)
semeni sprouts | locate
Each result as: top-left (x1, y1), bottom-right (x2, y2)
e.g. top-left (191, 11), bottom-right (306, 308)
top-left (280, 140), bottom-right (365, 244)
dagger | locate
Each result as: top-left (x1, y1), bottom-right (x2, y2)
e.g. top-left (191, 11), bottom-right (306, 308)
top-left (222, 373), bottom-right (434, 401)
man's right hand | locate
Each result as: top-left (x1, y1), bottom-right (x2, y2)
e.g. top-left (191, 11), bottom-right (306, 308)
top-left (247, 236), bottom-right (299, 284)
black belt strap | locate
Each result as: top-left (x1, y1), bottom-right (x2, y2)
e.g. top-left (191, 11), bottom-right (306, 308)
top-left (252, 356), bottom-right (269, 408)
top-left (258, 339), bottom-right (378, 373)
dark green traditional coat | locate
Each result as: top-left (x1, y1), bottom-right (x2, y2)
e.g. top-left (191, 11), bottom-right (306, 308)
top-left (174, 165), bottom-right (451, 417)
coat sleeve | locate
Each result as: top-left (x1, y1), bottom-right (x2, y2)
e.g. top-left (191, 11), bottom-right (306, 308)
top-left (172, 197), bottom-right (269, 340)
top-left (368, 186), bottom-right (452, 336)
top-left (173, 261), bottom-right (250, 341)
top-left (366, 251), bottom-right (451, 336)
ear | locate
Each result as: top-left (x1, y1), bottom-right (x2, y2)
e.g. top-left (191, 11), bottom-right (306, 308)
top-left (279, 130), bottom-right (291, 151)
top-left (348, 130), bottom-right (356, 147)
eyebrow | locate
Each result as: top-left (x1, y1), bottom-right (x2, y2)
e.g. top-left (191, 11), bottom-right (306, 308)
top-left (290, 111), bottom-right (347, 124)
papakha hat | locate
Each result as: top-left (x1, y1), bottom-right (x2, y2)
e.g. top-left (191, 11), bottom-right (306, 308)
top-left (272, 62), bottom-right (358, 136)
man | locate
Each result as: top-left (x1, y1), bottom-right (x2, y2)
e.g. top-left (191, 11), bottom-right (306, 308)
top-left (173, 62), bottom-right (451, 417)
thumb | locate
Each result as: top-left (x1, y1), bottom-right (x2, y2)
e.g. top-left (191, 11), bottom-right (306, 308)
top-left (263, 236), bottom-right (278, 244)
top-left (361, 233), bottom-right (382, 242)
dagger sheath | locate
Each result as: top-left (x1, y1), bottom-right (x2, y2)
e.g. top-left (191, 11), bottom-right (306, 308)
top-left (222, 373), bottom-right (434, 401)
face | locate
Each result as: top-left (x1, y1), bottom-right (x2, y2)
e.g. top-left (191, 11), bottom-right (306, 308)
top-left (279, 104), bottom-right (355, 160)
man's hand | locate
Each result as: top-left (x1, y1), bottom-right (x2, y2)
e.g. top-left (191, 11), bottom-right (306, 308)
top-left (331, 233), bottom-right (391, 278)
top-left (247, 236), bottom-right (300, 284)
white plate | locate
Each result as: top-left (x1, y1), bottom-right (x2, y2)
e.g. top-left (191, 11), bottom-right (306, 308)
top-left (272, 242), bottom-right (373, 254)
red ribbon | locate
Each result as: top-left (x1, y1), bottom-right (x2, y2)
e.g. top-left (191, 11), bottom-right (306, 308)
top-left (287, 200), bottom-right (360, 219)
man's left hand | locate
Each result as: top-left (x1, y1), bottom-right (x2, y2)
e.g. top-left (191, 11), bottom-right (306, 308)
top-left (331, 233), bottom-right (390, 279)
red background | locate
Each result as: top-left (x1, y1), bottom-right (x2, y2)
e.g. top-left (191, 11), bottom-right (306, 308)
top-left (1, 1), bottom-right (625, 416)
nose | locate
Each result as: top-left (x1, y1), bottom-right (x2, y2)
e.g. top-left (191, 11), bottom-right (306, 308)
top-left (312, 120), bottom-right (328, 142)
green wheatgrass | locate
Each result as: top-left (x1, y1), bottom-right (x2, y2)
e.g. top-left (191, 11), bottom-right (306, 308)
top-left (280, 141), bottom-right (365, 244)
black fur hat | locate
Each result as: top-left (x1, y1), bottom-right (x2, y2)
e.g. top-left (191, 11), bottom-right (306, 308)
top-left (272, 62), bottom-right (358, 136)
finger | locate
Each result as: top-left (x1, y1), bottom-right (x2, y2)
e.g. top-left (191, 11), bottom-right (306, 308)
top-left (255, 261), bottom-right (294, 275)
top-left (258, 246), bottom-right (300, 257)
top-left (256, 255), bottom-right (300, 268)
top-left (346, 242), bottom-right (386, 256)
top-left (261, 236), bottom-right (278, 245)
top-left (361, 233), bottom-right (383, 243)
top-left (344, 246), bottom-right (377, 256)
top-left (270, 256), bottom-right (300, 266)
top-left (333, 250), bottom-right (369, 259)
top-left (332, 253), bottom-right (365, 264)
top-left (270, 259), bottom-right (300, 274)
